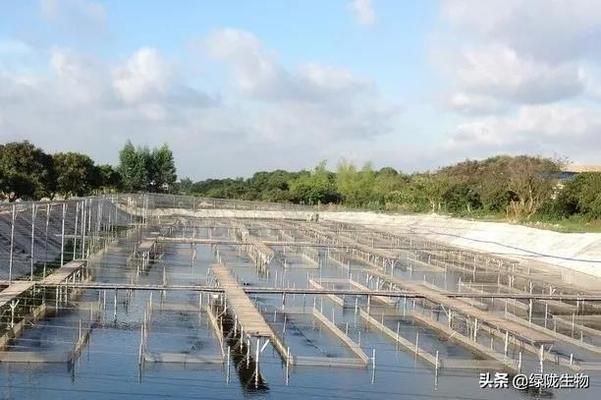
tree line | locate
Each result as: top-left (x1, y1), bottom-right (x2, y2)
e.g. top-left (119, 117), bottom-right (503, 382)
top-left (177, 156), bottom-right (601, 222)
top-left (2, 140), bottom-right (598, 224)
top-left (0, 140), bottom-right (177, 201)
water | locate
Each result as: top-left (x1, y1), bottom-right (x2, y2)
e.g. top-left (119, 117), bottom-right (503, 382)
top-left (1, 223), bottom-right (600, 400)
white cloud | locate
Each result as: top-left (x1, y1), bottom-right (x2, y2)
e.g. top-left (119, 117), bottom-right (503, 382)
top-left (204, 28), bottom-right (291, 100)
top-left (0, 45), bottom-right (223, 176)
top-left (203, 28), bottom-right (400, 144)
top-left (40, 0), bottom-right (106, 31)
top-left (456, 45), bottom-right (583, 104)
top-left (49, 47), bottom-right (109, 104)
top-left (204, 28), bottom-right (372, 103)
top-left (446, 104), bottom-right (601, 158)
top-left (434, 0), bottom-right (601, 165)
top-left (350, 0), bottom-right (376, 26)
top-left (448, 92), bottom-right (507, 115)
top-left (0, 37), bottom-right (401, 178)
top-left (442, 0), bottom-right (601, 63)
top-left (112, 48), bottom-right (172, 104)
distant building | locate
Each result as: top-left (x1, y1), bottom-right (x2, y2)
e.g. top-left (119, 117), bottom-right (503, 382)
top-left (559, 164), bottom-right (601, 181)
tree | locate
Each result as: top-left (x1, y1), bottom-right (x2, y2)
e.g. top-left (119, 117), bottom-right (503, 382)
top-left (53, 152), bottom-right (97, 198)
top-left (554, 173), bottom-right (601, 219)
top-left (336, 161), bottom-right (376, 207)
top-left (443, 183), bottom-right (481, 214)
top-left (505, 156), bottom-right (560, 220)
top-left (374, 168), bottom-right (405, 207)
top-left (176, 177), bottom-right (194, 194)
top-left (94, 164), bottom-right (122, 192)
top-left (289, 161), bottom-right (340, 205)
top-left (572, 173), bottom-right (601, 219)
top-left (413, 173), bottom-right (449, 212)
top-left (150, 144), bottom-right (177, 192)
top-left (0, 141), bottom-right (54, 201)
top-left (118, 141), bottom-right (176, 193)
top-left (118, 141), bottom-right (148, 191)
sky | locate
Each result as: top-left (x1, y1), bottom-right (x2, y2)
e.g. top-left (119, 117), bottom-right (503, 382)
top-left (0, 0), bottom-right (600, 179)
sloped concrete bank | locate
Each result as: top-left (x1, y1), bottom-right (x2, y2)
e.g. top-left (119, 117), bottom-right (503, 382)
top-left (321, 212), bottom-right (601, 287)
top-left (118, 204), bottom-right (601, 287)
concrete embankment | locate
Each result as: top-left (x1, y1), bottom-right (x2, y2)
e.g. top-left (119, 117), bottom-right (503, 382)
top-left (120, 204), bottom-right (601, 286)
top-left (321, 212), bottom-right (601, 286)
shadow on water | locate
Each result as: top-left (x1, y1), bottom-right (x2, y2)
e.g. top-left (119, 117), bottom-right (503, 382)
top-left (218, 305), bottom-right (269, 394)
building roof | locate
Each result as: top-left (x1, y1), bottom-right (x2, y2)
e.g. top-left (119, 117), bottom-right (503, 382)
top-left (561, 164), bottom-right (601, 173)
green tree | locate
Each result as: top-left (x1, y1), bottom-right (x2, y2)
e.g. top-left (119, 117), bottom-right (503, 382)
top-left (554, 173), bottom-right (601, 219)
top-left (289, 161), bottom-right (340, 205)
top-left (53, 152), bottom-right (97, 198)
top-left (150, 144), bottom-right (177, 192)
top-left (336, 161), bottom-right (376, 207)
top-left (505, 156), bottom-right (560, 220)
top-left (0, 141), bottom-right (54, 201)
top-left (176, 177), bottom-right (194, 194)
top-left (118, 141), bottom-right (148, 191)
top-left (374, 168), bottom-right (405, 207)
top-left (442, 183), bottom-right (482, 214)
top-left (94, 164), bottom-right (122, 192)
top-left (413, 173), bottom-right (449, 212)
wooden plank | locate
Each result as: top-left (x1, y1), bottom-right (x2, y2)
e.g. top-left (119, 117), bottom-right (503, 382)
top-left (138, 240), bottom-right (156, 253)
top-left (312, 308), bottom-right (368, 365)
top-left (478, 282), bottom-right (578, 314)
top-left (349, 280), bottom-right (395, 306)
top-left (42, 261), bottom-right (85, 285)
top-left (206, 305), bottom-right (225, 357)
top-left (211, 264), bottom-right (273, 337)
top-left (359, 309), bottom-right (437, 366)
top-left (144, 352), bottom-right (223, 364)
top-left (554, 316), bottom-right (601, 338)
top-left (309, 280), bottom-right (344, 307)
top-left (152, 303), bottom-right (201, 312)
top-left (474, 318), bottom-right (580, 371)
top-left (368, 269), bottom-right (554, 345)
top-left (293, 356), bottom-right (366, 368)
top-left (0, 351), bottom-right (68, 363)
top-left (443, 359), bottom-right (509, 370)
top-left (0, 281), bottom-right (34, 309)
top-left (409, 311), bottom-right (517, 373)
top-left (423, 281), bottom-right (488, 310)
top-left (504, 312), bottom-right (601, 355)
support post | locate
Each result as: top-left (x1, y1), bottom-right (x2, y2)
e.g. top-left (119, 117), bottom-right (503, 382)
top-left (60, 202), bottom-right (66, 267)
top-left (8, 204), bottom-right (16, 283)
top-left (30, 204), bottom-right (36, 280)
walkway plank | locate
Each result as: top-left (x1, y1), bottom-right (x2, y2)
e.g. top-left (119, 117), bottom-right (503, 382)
top-left (369, 269), bottom-right (554, 345)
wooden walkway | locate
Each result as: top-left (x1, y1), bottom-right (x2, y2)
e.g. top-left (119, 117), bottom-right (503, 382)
top-left (0, 281), bottom-right (35, 309)
top-left (42, 261), bottom-right (85, 285)
top-left (211, 264), bottom-right (273, 338)
top-left (0, 261), bottom-right (85, 309)
top-left (368, 270), bottom-right (554, 345)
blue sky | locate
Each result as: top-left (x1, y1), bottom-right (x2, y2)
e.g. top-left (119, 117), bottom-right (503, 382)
top-left (1, 0), bottom-right (600, 179)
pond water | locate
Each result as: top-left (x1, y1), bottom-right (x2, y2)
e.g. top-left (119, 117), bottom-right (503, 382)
top-left (1, 224), bottom-right (599, 400)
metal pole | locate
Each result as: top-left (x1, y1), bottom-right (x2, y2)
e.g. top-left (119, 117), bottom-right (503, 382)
top-left (539, 344), bottom-right (544, 373)
top-left (226, 345), bottom-right (231, 384)
top-left (44, 204), bottom-right (50, 278)
top-left (114, 289), bottom-right (118, 321)
top-left (30, 203), bottom-right (36, 280)
top-left (60, 202), bottom-right (66, 266)
top-left (73, 202), bottom-right (79, 259)
top-left (8, 204), bottom-right (16, 283)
